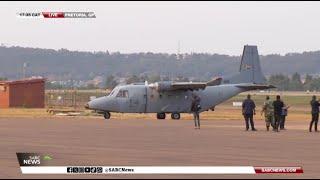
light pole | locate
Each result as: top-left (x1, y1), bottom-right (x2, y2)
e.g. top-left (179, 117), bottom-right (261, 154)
top-left (22, 62), bottom-right (28, 79)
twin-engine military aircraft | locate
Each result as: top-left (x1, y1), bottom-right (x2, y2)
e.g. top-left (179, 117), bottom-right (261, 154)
top-left (85, 45), bottom-right (275, 119)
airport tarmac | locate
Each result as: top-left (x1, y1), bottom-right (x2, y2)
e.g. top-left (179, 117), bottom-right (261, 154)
top-left (0, 116), bottom-right (319, 179)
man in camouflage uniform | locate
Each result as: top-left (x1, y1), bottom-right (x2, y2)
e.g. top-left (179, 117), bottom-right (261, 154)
top-left (261, 96), bottom-right (274, 131)
top-left (191, 93), bottom-right (201, 129)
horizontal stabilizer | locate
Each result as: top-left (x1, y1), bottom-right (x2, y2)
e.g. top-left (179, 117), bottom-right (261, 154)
top-left (235, 84), bottom-right (276, 90)
top-left (206, 77), bottom-right (222, 86)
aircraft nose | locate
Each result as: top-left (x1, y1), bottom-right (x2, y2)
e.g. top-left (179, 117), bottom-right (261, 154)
top-left (86, 97), bottom-right (113, 111)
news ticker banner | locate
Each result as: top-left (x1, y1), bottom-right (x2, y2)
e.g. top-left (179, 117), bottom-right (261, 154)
top-left (17, 153), bottom-right (304, 175)
top-left (20, 166), bottom-right (304, 174)
top-left (17, 12), bottom-right (96, 18)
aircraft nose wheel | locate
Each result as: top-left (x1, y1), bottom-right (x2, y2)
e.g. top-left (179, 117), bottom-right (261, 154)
top-left (157, 113), bottom-right (166, 119)
top-left (171, 112), bottom-right (180, 120)
top-left (104, 112), bottom-right (111, 119)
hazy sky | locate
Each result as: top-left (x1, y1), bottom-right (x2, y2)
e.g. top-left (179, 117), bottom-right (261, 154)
top-left (1, 1), bottom-right (320, 55)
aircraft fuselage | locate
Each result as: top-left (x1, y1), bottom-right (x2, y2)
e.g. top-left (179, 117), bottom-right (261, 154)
top-left (87, 84), bottom-right (244, 114)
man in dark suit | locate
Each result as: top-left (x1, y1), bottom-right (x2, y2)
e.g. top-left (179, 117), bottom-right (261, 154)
top-left (242, 94), bottom-right (257, 131)
top-left (310, 95), bottom-right (320, 132)
top-left (273, 95), bottom-right (284, 132)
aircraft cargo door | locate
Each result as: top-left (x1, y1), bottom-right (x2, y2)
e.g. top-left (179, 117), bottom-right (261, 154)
top-left (128, 85), bottom-right (147, 113)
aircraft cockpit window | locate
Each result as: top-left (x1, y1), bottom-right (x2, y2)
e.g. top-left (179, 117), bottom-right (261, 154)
top-left (116, 90), bottom-right (122, 97)
top-left (108, 89), bottom-right (116, 96)
top-left (123, 90), bottom-right (129, 98)
top-left (116, 90), bottom-right (129, 98)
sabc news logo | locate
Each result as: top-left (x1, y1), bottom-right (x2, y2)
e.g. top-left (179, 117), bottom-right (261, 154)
top-left (16, 153), bottom-right (53, 166)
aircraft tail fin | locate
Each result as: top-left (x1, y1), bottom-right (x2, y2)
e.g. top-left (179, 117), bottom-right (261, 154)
top-left (223, 45), bottom-right (267, 84)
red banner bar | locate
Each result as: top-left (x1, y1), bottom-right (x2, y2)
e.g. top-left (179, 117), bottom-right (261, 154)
top-left (254, 167), bottom-right (303, 174)
top-left (42, 12), bottom-right (64, 18)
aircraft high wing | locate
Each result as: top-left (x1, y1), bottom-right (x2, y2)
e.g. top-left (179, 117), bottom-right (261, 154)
top-left (148, 77), bottom-right (223, 92)
top-left (169, 82), bottom-right (207, 91)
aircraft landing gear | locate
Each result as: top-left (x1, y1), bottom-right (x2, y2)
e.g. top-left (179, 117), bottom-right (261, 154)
top-left (157, 113), bottom-right (166, 119)
top-left (171, 112), bottom-right (180, 120)
top-left (104, 112), bottom-right (111, 119)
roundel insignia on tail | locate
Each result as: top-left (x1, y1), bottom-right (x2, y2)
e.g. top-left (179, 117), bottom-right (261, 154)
top-left (243, 64), bottom-right (252, 70)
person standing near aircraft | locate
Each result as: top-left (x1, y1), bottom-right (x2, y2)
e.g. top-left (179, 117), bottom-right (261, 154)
top-left (273, 95), bottom-right (284, 132)
top-left (280, 103), bottom-right (290, 130)
top-left (191, 93), bottom-right (201, 129)
top-left (309, 95), bottom-right (320, 132)
top-left (261, 95), bottom-right (274, 131)
top-left (242, 94), bottom-right (257, 131)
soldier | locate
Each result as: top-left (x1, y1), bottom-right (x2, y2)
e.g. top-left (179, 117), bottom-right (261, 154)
top-left (191, 93), bottom-right (201, 129)
top-left (309, 95), bottom-right (320, 132)
top-left (261, 95), bottom-right (274, 131)
top-left (273, 95), bottom-right (284, 132)
top-left (242, 94), bottom-right (257, 131)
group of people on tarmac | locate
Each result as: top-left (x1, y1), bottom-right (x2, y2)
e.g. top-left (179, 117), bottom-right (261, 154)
top-left (242, 94), bottom-right (319, 132)
top-left (243, 94), bottom-right (289, 132)
top-left (190, 92), bottom-right (319, 132)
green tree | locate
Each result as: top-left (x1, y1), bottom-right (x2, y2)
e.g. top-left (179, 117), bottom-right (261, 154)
top-left (138, 74), bottom-right (149, 83)
top-left (148, 74), bottom-right (161, 83)
top-left (45, 81), bottom-right (63, 89)
top-left (309, 77), bottom-right (320, 91)
top-left (126, 75), bottom-right (140, 84)
top-left (0, 77), bottom-right (7, 81)
top-left (86, 83), bottom-right (97, 89)
top-left (162, 76), bottom-right (170, 81)
top-left (105, 75), bottom-right (117, 89)
top-left (290, 72), bottom-right (303, 91)
top-left (268, 74), bottom-right (290, 91)
top-left (175, 75), bottom-right (189, 82)
top-left (303, 74), bottom-right (313, 91)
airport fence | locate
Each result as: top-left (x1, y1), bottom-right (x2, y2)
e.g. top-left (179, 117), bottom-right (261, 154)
top-left (45, 89), bottom-right (110, 109)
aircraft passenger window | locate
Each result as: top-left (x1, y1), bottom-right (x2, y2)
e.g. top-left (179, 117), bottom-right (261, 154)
top-left (116, 90), bottom-right (129, 98)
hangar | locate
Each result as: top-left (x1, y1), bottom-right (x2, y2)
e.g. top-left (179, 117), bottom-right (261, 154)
top-left (0, 78), bottom-right (45, 108)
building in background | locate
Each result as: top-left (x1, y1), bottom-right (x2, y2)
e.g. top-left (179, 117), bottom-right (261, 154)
top-left (0, 78), bottom-right (45, 108)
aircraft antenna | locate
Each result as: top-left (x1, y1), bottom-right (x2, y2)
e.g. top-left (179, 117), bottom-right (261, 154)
top-left (177, 40), bottom-right (181, 60)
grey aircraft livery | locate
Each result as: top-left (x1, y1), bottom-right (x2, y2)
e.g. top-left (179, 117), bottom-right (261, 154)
top-left (85, 45), bottom-right (275, 119)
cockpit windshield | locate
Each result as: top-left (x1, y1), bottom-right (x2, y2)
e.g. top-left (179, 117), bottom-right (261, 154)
top-left (107, 87), bottom-right (118, 97)
top-left (107, 86), bottom-right (129, 98)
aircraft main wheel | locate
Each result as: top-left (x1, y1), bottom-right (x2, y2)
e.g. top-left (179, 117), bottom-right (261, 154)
top-left (104, 112), bottom-right (111, 119)
top-left (171, 113), bottom-right (180, 120)
top-left (157, 113), bottom-right (166, 119)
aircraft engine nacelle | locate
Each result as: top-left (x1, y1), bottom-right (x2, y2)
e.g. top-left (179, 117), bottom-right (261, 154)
top-left (148, 82), bottom-right (175, 92)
